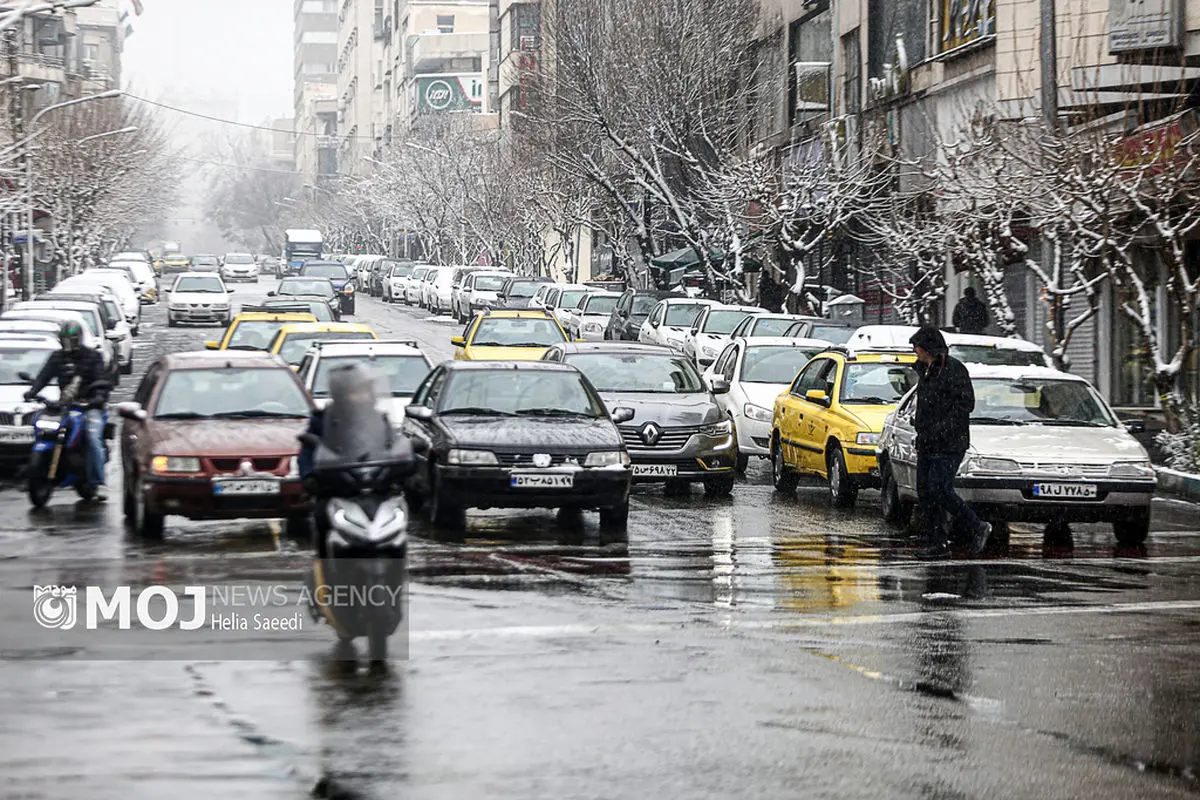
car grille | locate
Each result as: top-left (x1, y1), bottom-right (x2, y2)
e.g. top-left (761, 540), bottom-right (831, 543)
top-left (494, 452), bottom-right (581, 468)
top-left (1016, 461), bottom-right (1110, 478)
top-left (0, 411), bottom-right (22, 426)
top-left (210, 457), bottom-right (285, 473)
top-left (619, 425), bottom-right (701, 450)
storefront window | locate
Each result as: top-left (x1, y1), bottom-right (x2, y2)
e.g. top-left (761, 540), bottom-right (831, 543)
top-left (1111, 254), bottom-right (1159, 407)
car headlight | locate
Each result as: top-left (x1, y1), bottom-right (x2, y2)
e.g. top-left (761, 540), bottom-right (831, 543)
top-left (701, 346), bottom-right (717, 357)
top-left (743, 403), bottom-right (772, 422)
top-left (700, 420), bottom-right (733, 437)
top-left (152, 455), bottom-right (201, 473)
top-left (962, 456), bottom-right (1021, 475)
top-left (446, 449), bottom-right (498, 466)
top-left (1109, 460), bottom-right (1155, 479)
top-left (584, 450), bottom-right (630, 467)
top-left (584, 322), bottom-right (602, 332)
top-left (344, 285), bottom-right (354, 294)
top-left (666, 337), bottom-right (683, 348)
top-left (285, 457), bottom-right (299, 479)
top-left (856, 432), bottom-right (881, 445)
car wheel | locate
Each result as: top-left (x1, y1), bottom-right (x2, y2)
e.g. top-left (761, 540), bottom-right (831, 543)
top-left (1113, 510), bottom-right (1150, 546)
top-left (133, 476), bottom-right (164, 539)
top-left (120, 359), bottom-right (134, 375)
top-left (167, 315), bottom-right (178, 328)
top-left (704, 473), bottom-right (736, 496)
top-left (429, 469), bottom-right (463, 531)
top-left (827, 446), bottom-right (858, 508)
top-left (880, 463), bottom-right (912, 526)
top-left (771, 437), bottom-right (799, 493)
top-left (599, 500), bottom-right (629, 532)
top-left (735, 453), bottom-right (749, 474)
top-left (285, 514), bottom-right (312, 540)
top-left (122, 470), bottom-right (136, 519)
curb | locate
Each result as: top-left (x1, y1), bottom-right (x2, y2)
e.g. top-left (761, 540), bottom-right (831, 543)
top-left (1156, 468), bottom-right (1200, 502)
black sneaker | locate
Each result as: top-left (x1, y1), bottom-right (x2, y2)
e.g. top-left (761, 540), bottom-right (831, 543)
top-left (969, 522), bottom-right (992, 556)
top-left (916, 543), bottom-right (951, 560)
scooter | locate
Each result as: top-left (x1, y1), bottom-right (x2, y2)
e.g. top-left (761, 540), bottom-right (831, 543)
top-left (24, 376), bottom-right (113, 508)
top-left (299, 431), bottom-right (417, 663)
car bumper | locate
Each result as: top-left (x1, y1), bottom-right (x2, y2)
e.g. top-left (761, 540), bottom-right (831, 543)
top-left (0, 432), bottom-right (36, 465)
top-left (437, 465), bottom-right (631, 510)
top-left (169, 307), bottom-right (230, 322)
top-left (225, 271), bottom-right (256, 281)
top-left (143, 476), bottom-right (307, 519)
top-left (734, 417), bottom-right (772, 456)
top-left (956, 477), bottom-right (1154, 522)
top-left (626, 434), bottom-right (737, 482)
top-left (845, 447), bottom-right (883, 487)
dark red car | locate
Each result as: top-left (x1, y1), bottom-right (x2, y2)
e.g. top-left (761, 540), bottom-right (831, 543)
top-left (115, 351), bottom-right (313, 539)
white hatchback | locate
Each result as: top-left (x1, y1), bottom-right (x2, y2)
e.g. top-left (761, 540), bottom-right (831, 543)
top-left (638, 298), bottom-right (719, 351)
top-left (682, 304), bottom-right (764, 367)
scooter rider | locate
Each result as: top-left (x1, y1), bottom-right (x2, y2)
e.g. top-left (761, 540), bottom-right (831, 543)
top-left (24, 320), bottom-right (111, 500)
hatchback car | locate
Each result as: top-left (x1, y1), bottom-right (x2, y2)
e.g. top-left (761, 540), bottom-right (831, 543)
top-left (452, 309), bottom-right (568, 361)
top-left (220, 253), bottom-right (258, 283)
top-left (401, 360), bottom-right (632, 532)
top-left (638, 298), bottom-right (719, 350)
top-left (115, 351), bottom-right (314, 539)
top-left (166, 273), bottom-right (235, 327)
top-left (562, 291), bottom-right (621, 341)
top-left (452, 270), bottom-right (511, 322)
top-left (542, 342), bottom-right (737, 495)
top-left (403, 266), bottom-right (431, 305)
top-left (877, 364), bottom-right (1156, 545)
top-left (682, 304), bottom-right (764, 368)
top-left (771, 349), bottom-right (918, 506)
top-left (267, 322), bottom-right (379, 367)
top-left (604, 289), bottom-right (681, 341)
top-left (382, 261), bottom-right (415, 303)
top-left (160, 254), bottom-right (192, 275)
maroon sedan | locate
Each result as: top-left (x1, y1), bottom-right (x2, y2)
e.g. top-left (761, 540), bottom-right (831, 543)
top-left (115, 351), bottom-right (313, 539)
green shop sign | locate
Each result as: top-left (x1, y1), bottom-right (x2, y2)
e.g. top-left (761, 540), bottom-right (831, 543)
top-left (416, 74), bottom-right (484, 114)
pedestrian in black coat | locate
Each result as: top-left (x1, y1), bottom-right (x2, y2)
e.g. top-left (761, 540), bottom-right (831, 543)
top-left (909, 326), bottom-right (991, 558)
top-left (952, 287), bottom-right (989, 334)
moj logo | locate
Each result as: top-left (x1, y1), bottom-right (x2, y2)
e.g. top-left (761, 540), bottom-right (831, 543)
top-left (32, 585), bottom-right (207, 631)
top-left (424, 79), bottom-right (454, 111)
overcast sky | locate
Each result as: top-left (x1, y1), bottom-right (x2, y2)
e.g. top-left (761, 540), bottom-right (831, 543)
top-left (122, 0), bottom-right (294, 126)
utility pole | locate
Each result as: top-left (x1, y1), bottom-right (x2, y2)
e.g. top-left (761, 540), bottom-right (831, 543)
top-left (1040, 0), bottom-right (1058, 132)
top-left (3, 27), bottom-right (19, 310)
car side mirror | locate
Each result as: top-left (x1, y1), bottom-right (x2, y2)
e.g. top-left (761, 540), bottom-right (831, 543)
top-left (450, 335), bottom-right (465, 347)
top-left (405, 405), bottom-right (433, 421)
top-left (611, 407), bottom-right (635, 424)
top-left (106, 319), bottom-right (117, 330)
top-left (227, 287), bottom-right (235, 293)
top-left (650, 319), bottom-right (660, 328)
top-left (205, 340), bottom-right (220, 350)
top-left (710, 377), bottom-right (731, 394)
top-left (1123, 419), bottom-right (1146, 434)
top-left (805, 389), bottom-right (830, 406)
top-left (113, 401), bottom-right (146, 421)
top-left (690, 327), bottom-right (700, 335)
top-left (18, 371), bottom-right (33, 382)
top-left (266, 291), bottom-right (276, 297)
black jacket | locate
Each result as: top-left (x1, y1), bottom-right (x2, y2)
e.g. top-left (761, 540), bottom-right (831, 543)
top-left (27, 348), bottom-right (109, 405)
top-left (952, 296), bottom-right (988, 334)
top-left (913, 354), bottom-right (974, 454)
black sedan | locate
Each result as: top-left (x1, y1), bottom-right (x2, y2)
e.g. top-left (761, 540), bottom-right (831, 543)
top-left (401, 361), bottom-right (633, 534)
top-left (605, 288), bottom-right (682, 341)
top-left (298, 261), bottom-right (356, 314)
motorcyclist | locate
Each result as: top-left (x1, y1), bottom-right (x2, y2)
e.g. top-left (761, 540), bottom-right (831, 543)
top-left (24, 320), bottom-right (111, 500)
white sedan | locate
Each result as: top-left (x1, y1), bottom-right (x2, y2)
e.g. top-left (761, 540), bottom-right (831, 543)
top-left (638, 298), bottom-right (719, 351)
top-left (877, 364), bottom-right (1156, 546)
top-left (78, 269), bottom-right (142, 333)
top-left (166, 273), bottom-right (234, 327)
top-left (847, 324), bottom-right (1052, 367)
top-left (562, 291), bottom-right (621, 341)
top-left (682, 304), bottom-right (764, 367)
top-left (705, 336), bottom-right (829, 471)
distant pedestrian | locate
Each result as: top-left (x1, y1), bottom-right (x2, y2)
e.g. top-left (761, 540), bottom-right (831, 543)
top-left (909, 326), bottom-right (991, 559)
top-left (952, 287), bottom-right (988, 334)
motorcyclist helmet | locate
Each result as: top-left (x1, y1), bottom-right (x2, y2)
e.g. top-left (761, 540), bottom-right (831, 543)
top-left (59, 320), bottom-right (83, 353)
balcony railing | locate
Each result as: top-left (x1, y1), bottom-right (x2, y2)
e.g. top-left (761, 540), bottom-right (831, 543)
top-left (408, 31), bottom-right (488, 73)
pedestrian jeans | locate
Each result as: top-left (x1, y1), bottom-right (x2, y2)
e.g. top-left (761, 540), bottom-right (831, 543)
top-left (916, 450), bottom-right (981, 546)
top-left (84, 409), bottom-right (106, 487)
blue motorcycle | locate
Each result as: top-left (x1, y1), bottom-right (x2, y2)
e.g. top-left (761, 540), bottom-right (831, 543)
top-left (25, 378), bottom-right (112, 508)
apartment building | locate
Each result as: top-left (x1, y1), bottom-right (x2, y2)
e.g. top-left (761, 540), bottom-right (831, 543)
top-left (294, 0), bottom-right (338, 161)
top-left (295, 83), bottom-right (339, 187)
top-left (335, 0), bottom-right (386, 175)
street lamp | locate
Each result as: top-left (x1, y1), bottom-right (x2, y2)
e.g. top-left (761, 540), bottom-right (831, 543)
top-left (64, 125), bottom-right (138, 277)
top-left (23, 89), bottom-right (121, 297)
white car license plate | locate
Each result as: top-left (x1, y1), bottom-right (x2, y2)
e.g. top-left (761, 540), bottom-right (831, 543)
top-left (1032, 482), bottom-right (1097, 499)
top-left (633, 464), bottom-right (678, 477)
top-left (213, 479), bottom-right (281, 495)
top-left (511, 472), bottom-right (574, 488)
top-left (0, 427), bottom-right (33, 443)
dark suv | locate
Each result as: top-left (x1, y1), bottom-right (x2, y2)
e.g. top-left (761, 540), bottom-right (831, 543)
top-left (605, 289), bottom-right (682, 341)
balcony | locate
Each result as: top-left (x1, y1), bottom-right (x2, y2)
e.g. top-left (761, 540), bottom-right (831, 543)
top-left (408, 31), bottom-right (488, 74)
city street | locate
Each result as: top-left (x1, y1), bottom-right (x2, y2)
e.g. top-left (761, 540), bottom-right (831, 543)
top-left (1, 280), bottom-right (1198, 799)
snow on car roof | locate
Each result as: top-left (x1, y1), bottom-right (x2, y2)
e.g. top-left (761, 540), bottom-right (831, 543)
top-left (308, 340), bottom-right (426, 356)
top-left (964, 363), bottom-right (1085, 382)
top-left (849, 324), bottom-right (1046, 352)
top-left (946, 332), bottom-right (1045, 351)
top-left (734, 336), bottom-right (828, 348)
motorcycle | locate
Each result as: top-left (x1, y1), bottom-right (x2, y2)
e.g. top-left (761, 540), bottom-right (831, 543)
top-left (299, 429), bottom-right (417, 663)
top-left (24, 376), bottom-right (113, 508)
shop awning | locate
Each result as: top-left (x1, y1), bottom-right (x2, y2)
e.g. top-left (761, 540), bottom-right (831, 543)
top-left (649, 246), bottom-right (762, 273)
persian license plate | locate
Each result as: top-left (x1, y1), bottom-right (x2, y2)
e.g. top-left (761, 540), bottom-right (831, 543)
top-left (633, 464), bottom-right (678, 477)
top-left (213, 479), bottom-right (281, 495)
top-left (0, 427), bottom-right (33, 443)
top-left (511, 471), bottom-right (574, 488)
top-left (1032, 482), bottom-right (1097, 499)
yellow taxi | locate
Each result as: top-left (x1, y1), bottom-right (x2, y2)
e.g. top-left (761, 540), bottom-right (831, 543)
top-left (161, 254), bottom-right (191, 275)
top-left (267, 321), bottom-right (378, 367)
top-left (205, 311), bottom-right (317, 351)
top-left (770, 348), bottom-right (917, 507)
top-left (452, 309), bottom-right (568, 361)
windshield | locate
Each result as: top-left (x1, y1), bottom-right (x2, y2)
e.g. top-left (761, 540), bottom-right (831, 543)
top-left (632, 295), bottom-right (662, 315)
top-left (278, 331), bottom-right (376, 365)
top-left (742, 347), bottom-right (820, 384)
top-left (129, 263), bottom-right (154, 282)
top-left (472, 317), bottom-right (566, 347)
top-left (951, 345), bottom-right (1047, 367)
top-left (972, 378), bottom-right (1116, 426)
top-left (411, 268), bottom-right (428, 281)
top-left (173, 276), bottom-right (225, 293)
top-left (313, 355), bottom-right (429, 398)
top-left (841, 362), bottom-right (918, 404)
top-left (702, 310), bottom-right (755, 334)
top-left (263, 301), bottom-right (333, 321)
top-left (567, 352), bottom-right (704, 393)
top-left (224, 254), bottom-right (253, 264)
top-left (279, 279), bottom-right (335, 298)
top-left (192, 256), bottom-right (219, 266)
top-left (473, 276), bottom-right (507, 291)
top-left (227, 320), bottom-right (293, 350)
top-left (301, 264), bottom-right (348, 280)
top-left (441, 369), bottom-right (606, 417)
top-left (389, 263), bottom-right (413, 277)
top-left (809, 324), bottom-right (853, 345)
top-left (154, 368), bottom-right (310, 418)
top-left (506, 281), bottom-right (541, 298)
top-left (583, 296), bottom-right (619, 315)
top-left (0, 348), bottom-right (52, 384)
top-left (558, 290), bottom-right (588, 309)
top-left (664, 304), bottom-right (704, 326)
top-left (749, 318), bottom-right (798, 337)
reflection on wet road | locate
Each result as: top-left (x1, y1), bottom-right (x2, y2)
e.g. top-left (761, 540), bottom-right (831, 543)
top-left (0, 282), bottom-right (1197, 798)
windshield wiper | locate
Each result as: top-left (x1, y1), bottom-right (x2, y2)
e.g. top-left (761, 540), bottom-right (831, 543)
top-left (843, 396), bottom-right (893, 405)
top-left (440, 407), bottom-right (515, 416)
top-left (214, 410), bottom-right (308, 419)
top-left (515, 408), bottom-right (598, 418)
top-left (1037, 419), bottom-right (1108, 427)
top-left (970, 416), bottom-right (1026, 425)
top-left (155, 411), bottom-right (213, 420)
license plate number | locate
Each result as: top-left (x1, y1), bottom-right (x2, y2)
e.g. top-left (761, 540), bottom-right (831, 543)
top-left (511, 472), bottom-right (574, 488)
top-left (633, 464), bottom-right (677, 477)
top-left (1033, 483), bottom-right (1097, 499)
top-left (0, 428), bottom-right (33, 443)
top-left (213, 479), bottom-right (281, 495)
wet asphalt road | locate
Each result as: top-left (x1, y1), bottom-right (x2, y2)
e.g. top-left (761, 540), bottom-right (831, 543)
top-left (1, 278), bottom-right (1198, 799)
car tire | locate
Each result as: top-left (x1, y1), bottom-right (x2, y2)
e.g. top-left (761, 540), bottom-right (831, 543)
top-left (771, 436), bottom-right (799, 493)
top-left (120, 359), bottom-right (134, 375)
top-left (880, 463), bottom-right (912, 526)
top-left (132, 476), bottom-right (165, 539)
top-left (167, 315), bottom-right (178, 328)
top-left (704, 473), bottom-right (736, 496)
top-left (1113, 510), bottom-right (1150, 546)
top-left (827, 446), bottom-right (858, 508)
top-left (429, 469), bottom-right (463, 531)
top-left (599, 500), bottom-right (629, 533)
top-left (735, 454), bottom-right (750, 474)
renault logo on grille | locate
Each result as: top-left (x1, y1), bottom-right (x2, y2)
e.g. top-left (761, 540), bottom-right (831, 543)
top-left (640, 422), bottom-right (662, 446)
